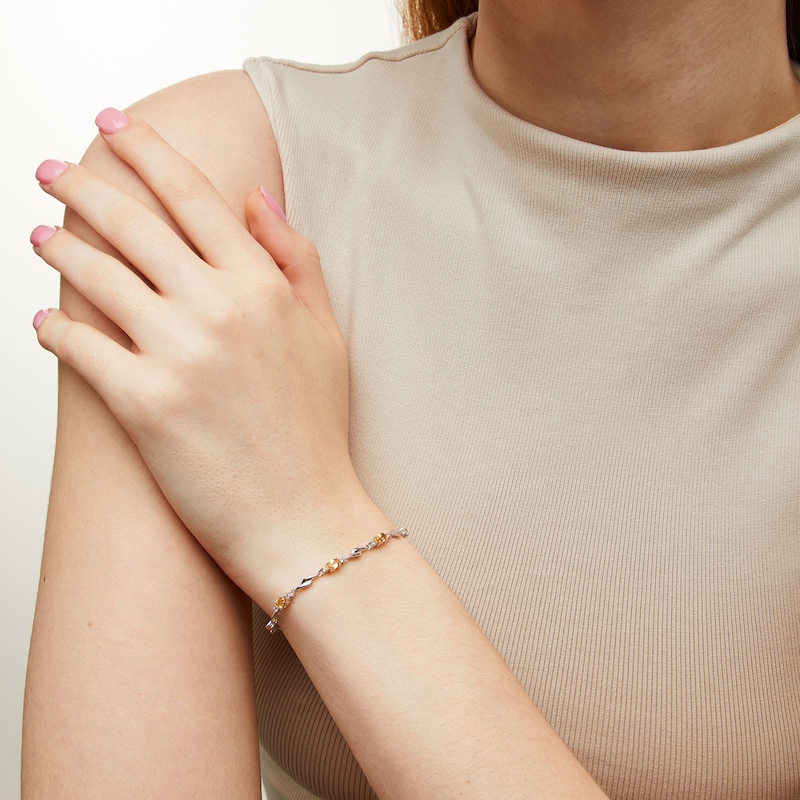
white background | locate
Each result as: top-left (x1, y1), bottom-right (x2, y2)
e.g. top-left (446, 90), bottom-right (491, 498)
top-left (0, 1), bottom-right (399, 795)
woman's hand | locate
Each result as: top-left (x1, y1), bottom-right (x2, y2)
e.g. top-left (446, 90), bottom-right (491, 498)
top-left (31, 109), bottom-right (372, 595)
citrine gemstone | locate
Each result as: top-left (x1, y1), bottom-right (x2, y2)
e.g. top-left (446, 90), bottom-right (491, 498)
top-left (275, 596), bottom-right (288, 610)
top-left (374, 532), bottom-right (388, 545)
top-left (325, 558), bottom-right (342, 573)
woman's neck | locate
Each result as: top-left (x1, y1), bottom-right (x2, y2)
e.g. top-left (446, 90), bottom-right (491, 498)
top-left (472, 0), bottom-right (800, 150)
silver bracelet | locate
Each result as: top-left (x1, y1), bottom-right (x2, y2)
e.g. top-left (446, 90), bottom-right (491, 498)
top-left (265, 527), bottom-right (409, 634)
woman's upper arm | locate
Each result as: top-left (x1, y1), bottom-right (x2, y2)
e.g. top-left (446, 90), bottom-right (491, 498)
top-left (22, 70), bottom-right (281, 799)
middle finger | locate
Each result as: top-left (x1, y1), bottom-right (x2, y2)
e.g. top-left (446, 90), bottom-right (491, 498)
top-left (37, 160), bottom-right (203, 296)
top-left (94, 109), bottom-right (269, 272)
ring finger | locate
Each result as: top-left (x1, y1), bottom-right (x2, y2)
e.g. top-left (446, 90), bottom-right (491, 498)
top-left (31, 224), bottom-right (168, 348)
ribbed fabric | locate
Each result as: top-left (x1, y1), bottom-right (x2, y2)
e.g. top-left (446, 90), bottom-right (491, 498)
top-left (244, 16), bottom-right (800, 799)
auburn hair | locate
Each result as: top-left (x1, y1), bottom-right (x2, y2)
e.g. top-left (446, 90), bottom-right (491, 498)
top-left (789, 0), bottom-right (800, 61)
top-left (398, 0), bottom-right (478, 41)
top-left (399, 0), bottom-right (800, 62)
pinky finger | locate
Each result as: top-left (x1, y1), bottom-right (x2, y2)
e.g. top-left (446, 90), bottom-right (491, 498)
top-left (34, 307), bottom-right (141, 415)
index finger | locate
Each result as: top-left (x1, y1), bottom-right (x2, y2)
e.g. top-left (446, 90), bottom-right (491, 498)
top-left (95, 107), bottom-right (271, 272)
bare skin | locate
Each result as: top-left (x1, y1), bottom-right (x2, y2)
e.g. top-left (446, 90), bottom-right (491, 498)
top-left (22, 2), bottom-right (800, 798)
top-left (22, 72), bottom-right (278, 800)
top-left (472, 0), bottom-right (800, 150)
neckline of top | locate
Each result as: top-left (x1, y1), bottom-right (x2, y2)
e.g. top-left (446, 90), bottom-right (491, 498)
top-left (455, 13), bottom-right (800, 163)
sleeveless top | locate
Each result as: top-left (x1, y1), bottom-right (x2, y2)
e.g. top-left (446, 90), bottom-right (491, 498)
top-left (244, 16), bottom-right (800, 800)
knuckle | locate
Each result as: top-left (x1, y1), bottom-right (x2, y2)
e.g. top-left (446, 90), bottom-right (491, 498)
top-left (130, 371), bottom-right (181, 425)
top-left (202, 293), bottom-right (243, 331)
top-left (103, 197), bottom-right (150, 237)
top-left (83, 256), bottom-right (115, 287)
top-left (256, 277), bottom-right (297, 317)
top-left (121, 287), bottom-right (149, 321)
top-left (103, 279), bottom-right (149, 326)
top-left (296, 235), bottom-right (321, 262)
top-left (161, 167), bottom-right (209, 204)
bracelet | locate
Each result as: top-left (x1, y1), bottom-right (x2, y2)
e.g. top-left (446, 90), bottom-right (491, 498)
top-left (265, 527), bottom-right (409, 634)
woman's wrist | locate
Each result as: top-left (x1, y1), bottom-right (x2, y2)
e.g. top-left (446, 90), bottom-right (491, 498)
top-left (237, 482), bottom-right (396, 613)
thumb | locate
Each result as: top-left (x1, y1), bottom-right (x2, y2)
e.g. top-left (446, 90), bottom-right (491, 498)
top-left (245, 186), bottom-right (338, 333)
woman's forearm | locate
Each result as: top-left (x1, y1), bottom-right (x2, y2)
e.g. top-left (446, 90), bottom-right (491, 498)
top-left (22, 72), bottom-right (279, 799)
top-left (22, 317), bottom-right (262, 800)
top-left (262, 498), bottom-right (609, 800)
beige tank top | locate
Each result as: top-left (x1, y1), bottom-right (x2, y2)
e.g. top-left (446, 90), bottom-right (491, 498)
top-left (244, 16), bottom-right (800, 799)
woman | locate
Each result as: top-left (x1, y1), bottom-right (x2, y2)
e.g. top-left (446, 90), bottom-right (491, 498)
top-left (21, 1), bottom-right (800, 798)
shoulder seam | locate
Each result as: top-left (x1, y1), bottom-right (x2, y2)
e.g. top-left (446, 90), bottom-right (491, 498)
top-left (245, 14), bottom-right (473, 77)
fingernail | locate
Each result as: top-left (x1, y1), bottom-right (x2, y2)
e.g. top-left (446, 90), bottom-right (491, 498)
top-left (259, 186), bottom-right (287, 222)
top-left (32, 309), bottom-right (52, 331)
top-left (30, 225), bottom-right (57, 249)
top-left (95, 107), bottom-right (129, 135)
top-left (36, 159), bottom-right (68, 185)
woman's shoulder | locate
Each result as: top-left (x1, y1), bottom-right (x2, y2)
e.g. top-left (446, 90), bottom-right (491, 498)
top-left (243, 16), bottom-right (474, 128)
top-left (80, 70), bottom-right (283, 219)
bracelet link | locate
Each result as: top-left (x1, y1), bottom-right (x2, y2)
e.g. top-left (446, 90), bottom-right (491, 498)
top-left (265, 527), bottom-right (409, 634)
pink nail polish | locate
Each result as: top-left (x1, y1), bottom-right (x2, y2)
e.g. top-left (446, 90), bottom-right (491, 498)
top-left (32, 309), bottom-right (51, 331)
top-left (259, 186), bottom-right (287, 222)
top-left (95, 107), bottom-right (129, 135)
top-left (30, 225), bottom-right (57, 249)
top-left (36, 160), bottom-right (68, 185)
